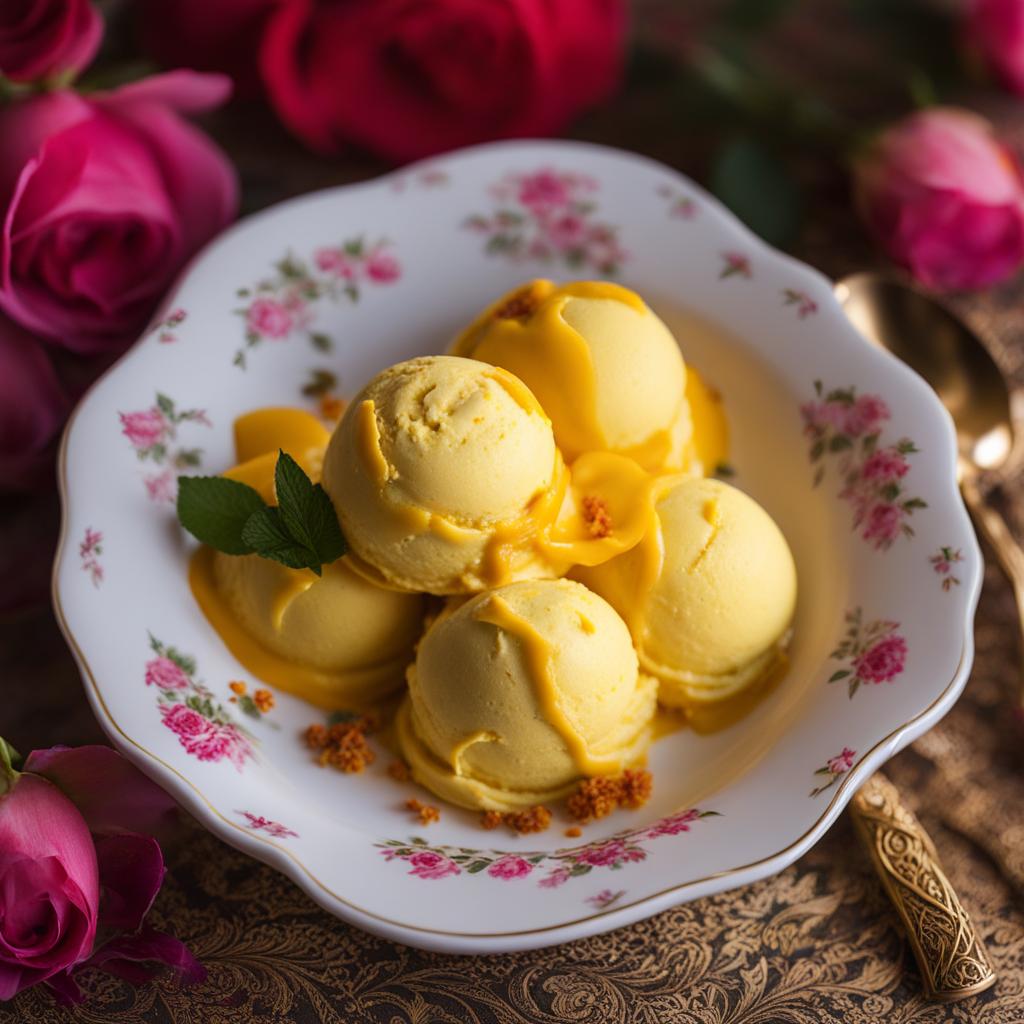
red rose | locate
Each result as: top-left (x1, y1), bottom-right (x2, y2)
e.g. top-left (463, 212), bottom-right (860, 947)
top-left (139, 0), bottom-right (283, 99)
top-left (0, 0), bottom-right (102, 84)
top-left (259, 0), bottom-right (627, 161)
top-left (0, 72), bottom-right (237, 354)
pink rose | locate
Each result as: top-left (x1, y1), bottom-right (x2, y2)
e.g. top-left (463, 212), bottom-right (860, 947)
top-left (843, 394), bottom-right (890, 437)
top-left (160, 703), bottom-right (208, 744)
top-left (9, 744), bottom-right (203, 1003)
top-left (364, 248), bottom-right (401, 283)
top-left (407, 850), bottom-right (460, 879)
top-left (314, 248), bottom-right (356, 279)
top-left (854, 634), bottom-right (908, 684)
top-left (861, 447), bottom-right (909, 482)
top-left (853, 108), bottom-right (1024, 290)
top-left (144, 656), bottom-right (190, 691)
top-left (144, 469), bottom-right (177, 504)
top-left (0, 742), bottom-right (196, 1002)
top-left (518, 169), bottom-right (572, 211)
top-left (119, 408), bottom-right (168, 451)
top-left (0, 315), bottom-right (68, 491)
top-left (968, 0), bottom-right (1024, 95)
top-left (246, 297), bottom-right (294, 339)
top-left (538, 867), bottom-right (571, 888)
top-left (800, 399), bottom-right (848, 435)
top-left (826, 747), bottom-right (856, 775)
top-left (0, 72), bottom-right (238, 354)
top-left (545, 212), bottom-right (587, 251)
top-left (0, 769), bottom-right (98, 999)
top-left (486, 855), bottom-right (533, 880)
top-left (579, 840), bottom-right (627, 867)
top-left (862, 502), bottom-right (904, 548)
top-left (0, 0), bottom-right (102, 84)
top-left (160, 704), bottom-right (251, 768)
top-left (646, 808), bottom-right (700, 838)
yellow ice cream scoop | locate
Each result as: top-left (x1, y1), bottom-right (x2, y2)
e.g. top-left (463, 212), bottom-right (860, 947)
top-left (576, 477), bottom-right (797, 708)
top-left (189, 406), bottom-right (424, 709)
top-left (452, 280), bottom-right (692, 472)
top-left (321, 355), bottom-right (565, 594)
top-left (396, 578), bottom-right (657, 811)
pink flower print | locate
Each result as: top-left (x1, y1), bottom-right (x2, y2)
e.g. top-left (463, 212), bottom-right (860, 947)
top-left (145, 656), bottom-right (190, 691)
top-left (861, 447), bottom-right (910, 482)
top-left (160, 702), bottom-right (210, 746)
top-left (720, 252), bottom-right (752, 279)
top-left (365, 248), bottom-right (401, 283)
top-left (246, 298), bottom-right (294, 339)
top-left (646, 808), bottom-right (700, 838)
top-left (854, 634), bottom-right (908, 684)
top-left (160, 705), bottom-right (252, 768)
top-left (586, 888), bottom-right (625, 909)
top-left (579, 840), bottom-right (627, 868)
top-left (315, 247), bottom-right (357, 279)
top-left (844, 394), bottom-right (891, 437)
top-left (545, 212), bottom-right (587, 252)
top-left (539, 867), bottom-right (572, 889)
top-left (407, 850), bottom-right (460, 879)
top-left (800, 400), bottom-right (847, 434)
top-left (862, 502), bottom-right (904, 548)
top-left (120, 408), bottom-right (168, 450)
top-left (238, 812), bottom-right (298, 839)
top-left (144, 469), bottom-right (176, 503)
top-left (783, 289), bottom-right (818, 318)
top-left (517, 169), bottom-right (571, 212)
top-left (486, 855), bottom-right (533, 880)
top-left (827, 747), bottom-right (856, 775)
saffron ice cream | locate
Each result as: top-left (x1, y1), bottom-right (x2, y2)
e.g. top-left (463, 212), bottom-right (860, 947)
top-left (452, 279), bottom-right (692, 472)
top-left (190, 408), bottom-right (425, 709)
top-left (577, 477), bottom-right (796, 708)
top-left (322, 355), bottom-right (565, 594)
top-left (396, 579), bottom-right (657, 810)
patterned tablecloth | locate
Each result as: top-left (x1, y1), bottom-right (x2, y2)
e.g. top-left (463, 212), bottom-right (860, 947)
top-left (6, 5), bottom-right (1024, 1020)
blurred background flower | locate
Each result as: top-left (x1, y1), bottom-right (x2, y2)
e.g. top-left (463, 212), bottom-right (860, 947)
top-left (853, 108), bottom-right (1024, 289)
top-left (0, 0), bottom-right (102, 85)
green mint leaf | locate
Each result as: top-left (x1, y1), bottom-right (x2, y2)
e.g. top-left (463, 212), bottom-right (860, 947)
top-left (241, 506), bottom-right (322, 575)
top-left (274, 451), bottom-right (347, 567)
top-left (177, 476), bottom-right (266, 555)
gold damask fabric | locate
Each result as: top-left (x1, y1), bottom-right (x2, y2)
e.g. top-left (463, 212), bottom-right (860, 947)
top-left (8, 10), bottom-right (1024, 1019)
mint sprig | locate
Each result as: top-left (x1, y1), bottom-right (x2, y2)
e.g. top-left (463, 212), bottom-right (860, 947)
top-left (177, 450), bottom-right (347, 576)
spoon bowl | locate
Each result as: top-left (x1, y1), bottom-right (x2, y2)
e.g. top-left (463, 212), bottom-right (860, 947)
top-left (835, 272), bottom-right (1013, 473)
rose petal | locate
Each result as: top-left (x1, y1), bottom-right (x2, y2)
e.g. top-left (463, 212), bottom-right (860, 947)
top-left (84, 925), bottom-right (206, 988)
top-left (93, 832), bottom-right (165, 932)
top-left (24, 745), bottom-right (178, 840)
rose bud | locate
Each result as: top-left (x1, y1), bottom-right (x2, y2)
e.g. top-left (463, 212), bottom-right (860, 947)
top-left (0, 0), bottom-right (102, 85)
top-left (853, 107), bottom-right (1024, 290)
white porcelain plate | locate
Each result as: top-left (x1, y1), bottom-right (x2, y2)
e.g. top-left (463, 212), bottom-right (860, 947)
top-left (54, 141), bottom-right (980, 953)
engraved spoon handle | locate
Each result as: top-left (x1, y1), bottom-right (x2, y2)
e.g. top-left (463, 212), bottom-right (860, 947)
top-left (849, 773), bottom-right (997, 1003)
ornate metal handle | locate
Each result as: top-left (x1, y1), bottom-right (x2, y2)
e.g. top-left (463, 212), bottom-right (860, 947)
top-left (850, 773), bottom-right (997, 1002)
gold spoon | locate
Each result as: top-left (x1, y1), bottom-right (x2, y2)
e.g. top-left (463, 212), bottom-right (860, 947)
top-left (834, 272), bottom-right (1006, 1002)
top-left (835, 272), bottom-right (1023, 675)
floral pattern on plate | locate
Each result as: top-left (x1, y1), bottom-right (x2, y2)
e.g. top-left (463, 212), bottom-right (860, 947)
top-left (79, 527), bottom-right (103, 587)
top-left (148, 307), bottom-right (187, 344)
top-left (236, 811), bottom-right (298, 839)
top-left (810, 747), bottom-right (856, 797)
top-left (146, 635), bottom-right (255, 770)
top-left (586, 888), bottom-right (626, 910)
top-left (931, 546), bottom-right (964, 591)
top-left (463, 168), bottom-right (627, 275)
top-left (656, 183), bottom-right (697, 219)
top-left (233, 237), bottom-right (401, 369)
top-left (783, 288), bottom-right (818, 318)
top-left (802, 380), bottom-right (926, 549)
top-left (720, 252), bottom-right (752, 279)
top-left (828, 608), bottom-right (907, 699)
top-left (376, 808), bottom-right (717, 887)
top-left (119, 393), bottom-right (211, 502)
